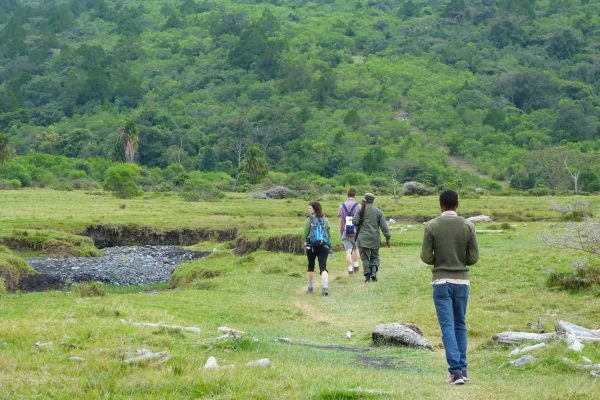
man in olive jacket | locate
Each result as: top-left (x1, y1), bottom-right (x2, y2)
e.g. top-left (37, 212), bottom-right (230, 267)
top-left (352, 193), bottom-right (390, 282)
top-left (420, 190), bottom-right (479, 385)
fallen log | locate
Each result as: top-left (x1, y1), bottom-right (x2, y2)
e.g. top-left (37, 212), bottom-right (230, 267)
top-left (555, 320), bottom-right (600, 342)
top-left (122, 320), bottom-right (201, 334)
top-left (123, 349), bottom-right (169, 364)
top-left (492, 332), bottom-right (557, 345)
top-left (509, 342), bottom-right (546, 356)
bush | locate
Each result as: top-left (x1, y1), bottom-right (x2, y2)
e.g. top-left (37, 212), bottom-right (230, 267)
top-left (103, 163), bottom-right (142, 199)
top-left (0, 277), bottom-right (6, 296)
top-left (76, 281), bottom-right (106, 297)
top-left (546, 262), bottom-right (600, 291)
top-left (180, 172), bottom-right (224, 201)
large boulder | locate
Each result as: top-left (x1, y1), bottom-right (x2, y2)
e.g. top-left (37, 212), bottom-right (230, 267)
top-left (372, 323), bottom-right (434, 350)
top-left (265, 186), bottom-right (293, 199)
top-left (402, 181), bottom-right (433, 196)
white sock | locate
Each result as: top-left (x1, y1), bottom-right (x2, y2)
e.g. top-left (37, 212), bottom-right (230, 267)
top-left (353, 262), bottom-right (359, 268)
top-left (348, 265), bottom-right (353, 272)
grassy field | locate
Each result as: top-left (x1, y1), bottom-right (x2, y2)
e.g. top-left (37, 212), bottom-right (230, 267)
top-left (1, 189), bottom-right (600, 399)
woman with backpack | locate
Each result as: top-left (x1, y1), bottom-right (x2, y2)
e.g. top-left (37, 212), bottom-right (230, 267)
top-left (303, 201), bottom-right (332, 296)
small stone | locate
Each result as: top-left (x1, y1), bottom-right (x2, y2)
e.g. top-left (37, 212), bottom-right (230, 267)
top-left (69, 356), bottom-right (85, 362)
top-left (35, 341), bottom-right (53, 348)
top-left (278, 337), bottom-right (293, 344)
top-left (204, 356), bottom-right (219, 369)
top-left (246, 358), bottom-right (271, 368)
top-left (509, 355), bottom-right (537, 366)
top-left (345, 331), bottom-right (353, 339)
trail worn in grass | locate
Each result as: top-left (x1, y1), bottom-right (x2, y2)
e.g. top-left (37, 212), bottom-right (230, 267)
top-left (0, 190), bottom-right (600, 398)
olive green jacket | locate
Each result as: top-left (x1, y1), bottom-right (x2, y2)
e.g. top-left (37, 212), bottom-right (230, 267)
top-left (420, 214), bottom-right (479, 280)
top-left (352, 203), bottom-right (390, 249)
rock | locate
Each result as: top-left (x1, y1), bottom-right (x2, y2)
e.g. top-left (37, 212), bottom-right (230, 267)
top-left (345, 331), bottom-right (353, 339)
top-left (582, 356), bottom-right (593, 364)
top-left (204, 356), bottom-right (219, 369)
top-left (402, 181), bottom-right (432, 196)
top-left (467, 215), bottom-right (492, 223)
top-left (35, 342), bottom-right (53, 348)
top-left (474, 188), bottom-right (484, 195)
top-left (265, 186), bottom-right (293, 199)
top-left (250, 192), bottom-right (268, 199)
top-left (69, 356), bottom-right (85, 362)
top-left (217, 326), bottom-right (245, 337)
top-left (26, 246), bottom-right (209, 287)
top-left (509, 355), bottom-right (537, 366)
top-left (591, 370), bottom-right (600, 378)
top-left (388, 219), bottom-right (396, 224)
top-left (372, 323), bottom-right (433, 350)
top-left (246, 358), bottom-right (271, 368)
top-left (278, 337), bottom-right (293, 344)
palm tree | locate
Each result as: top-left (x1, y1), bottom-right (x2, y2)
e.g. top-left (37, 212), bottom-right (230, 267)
top-left (239, 145), bottom-right (268, 184)
top-left (0, 133), bottom-right (15, 166)
top-left (120, 119), bottom-right (138, 163)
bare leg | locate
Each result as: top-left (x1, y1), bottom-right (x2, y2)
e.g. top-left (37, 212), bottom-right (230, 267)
top-left (352, 247), bottom-right (360, 273)
top-left (345, 249), bottom-right (353, 273)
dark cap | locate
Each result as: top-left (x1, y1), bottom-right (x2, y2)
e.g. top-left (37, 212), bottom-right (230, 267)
top-left (363, 193), bottom-right (375, 202)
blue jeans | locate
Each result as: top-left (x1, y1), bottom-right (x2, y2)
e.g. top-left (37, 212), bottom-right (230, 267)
top-left (433, 283), bottom-right (469, 374)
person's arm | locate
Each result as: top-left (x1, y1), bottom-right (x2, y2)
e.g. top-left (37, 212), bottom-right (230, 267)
top-left (378, 209), bottom-right (391, 245)
top-left (325, 218), bottom-right (332, 241)
top-left (466, 223), bottom-right (479, 265)
top-left (420, 225), bottom-right (435, 265)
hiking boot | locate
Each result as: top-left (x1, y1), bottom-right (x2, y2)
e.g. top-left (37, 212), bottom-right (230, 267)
top-left (370, 274), bottom-right (377, 282)
top-left (461, 370), bottom-right (469, 382)
top-left (322, 288), bottom-right (329, 296)
top-left (306, 287), bottom-right (313, 294)
top-left (447, 373), bottom-right (465, 385)
top-left (364, 275), bottom-right (371, 283)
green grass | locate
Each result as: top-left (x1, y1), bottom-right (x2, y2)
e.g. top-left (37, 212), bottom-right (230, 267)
top-left (0, 244), bottom-right (35, 291)
top-left (0, 189), bottom-right (600, 398)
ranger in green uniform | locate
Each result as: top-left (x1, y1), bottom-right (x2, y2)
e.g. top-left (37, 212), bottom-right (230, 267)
top-left (352, 193), bottom-right (390, 282)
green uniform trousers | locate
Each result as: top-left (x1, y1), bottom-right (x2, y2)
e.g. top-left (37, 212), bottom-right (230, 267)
top-left (359, 247), bottom-right (380, 277)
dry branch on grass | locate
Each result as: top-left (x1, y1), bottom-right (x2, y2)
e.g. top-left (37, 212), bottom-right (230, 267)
top-left (543, 219), bottom-right (600, 256)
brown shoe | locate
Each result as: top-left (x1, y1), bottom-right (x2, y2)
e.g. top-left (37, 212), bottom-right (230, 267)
top-left (447, 373), bottom-right (465, 385)
top-left (353, 266), bottom-right (360, 273)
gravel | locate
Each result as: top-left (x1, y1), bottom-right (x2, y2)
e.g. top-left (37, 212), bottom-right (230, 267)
top-left (27, 246), bottom-right (209, 286)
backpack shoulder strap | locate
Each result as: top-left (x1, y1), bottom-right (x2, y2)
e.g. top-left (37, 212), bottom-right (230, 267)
top-left (349, 203), bottom-right (358, 215)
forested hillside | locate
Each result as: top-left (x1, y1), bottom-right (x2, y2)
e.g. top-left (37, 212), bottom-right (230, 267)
top-left (1, 0), bottom-right (599, 193)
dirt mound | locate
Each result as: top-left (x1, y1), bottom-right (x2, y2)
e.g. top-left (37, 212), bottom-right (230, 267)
top-left (233, 235), bottom-right (304, 255)
top-left (84, 224), bottom-right (238, 248)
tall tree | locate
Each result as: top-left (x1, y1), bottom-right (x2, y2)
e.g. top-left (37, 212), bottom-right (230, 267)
top-left (120, 119), bottom-right (139, 163)
top-left (0, 132), bottom-right (15, 166)
top-left (239, 145), bottom-right (268, 184)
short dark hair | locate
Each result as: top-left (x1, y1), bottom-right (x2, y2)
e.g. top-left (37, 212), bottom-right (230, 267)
top-left (310, 201), bottom-right (324, 218)
top-left (347, 188), bottom-right (356, 197)
top-left (439, 190), bottom-right (458, 209)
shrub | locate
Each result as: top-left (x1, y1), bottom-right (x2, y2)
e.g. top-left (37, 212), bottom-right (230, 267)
top-left (76, 281), bottom-right (106, 297)
top-left (103, 163), bottom-right (142, 199)
top-left (546, 262), bottom-right (600, 291)
top-left (180, 172), bottom-right (224, 201)
top-left (0, 277), bottom-right (6, 296)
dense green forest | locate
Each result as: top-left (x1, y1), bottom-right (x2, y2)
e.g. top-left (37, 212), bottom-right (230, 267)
top-left (0, 0), bottom-right (599, 194)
